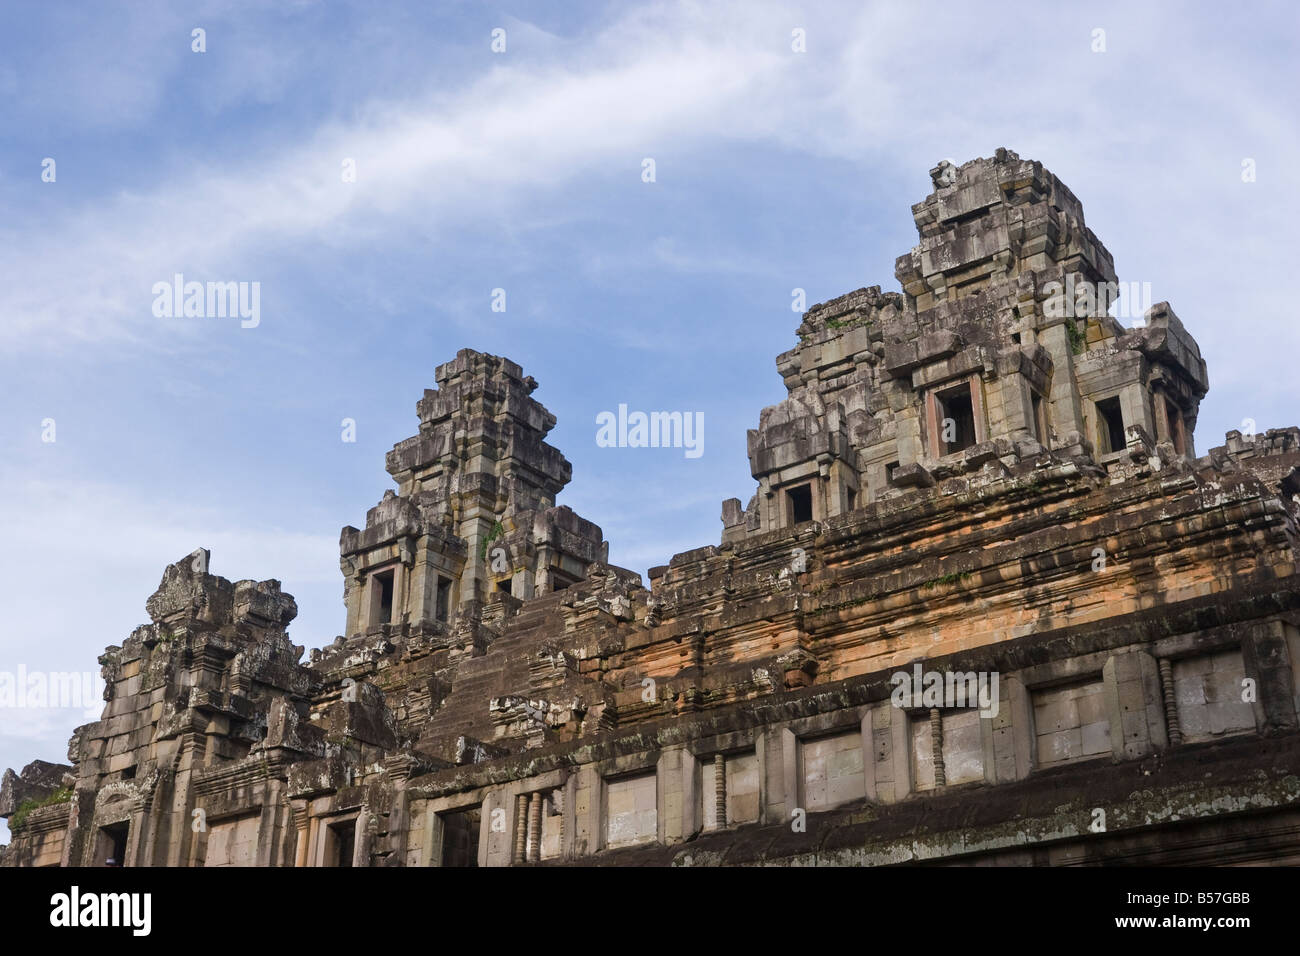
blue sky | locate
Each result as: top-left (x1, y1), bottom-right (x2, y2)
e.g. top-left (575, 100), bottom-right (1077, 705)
top-left (1, 0), bottom-right (1296, 842)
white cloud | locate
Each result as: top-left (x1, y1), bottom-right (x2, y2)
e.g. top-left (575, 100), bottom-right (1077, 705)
top-left (2, 1), bottom-right (799, 353)
top-left (0, 468), bottom-right (340, 843)
top-left (10, 0), bottom-right (1296, 386)
top-left (0, 469), bottom-right (340, 658)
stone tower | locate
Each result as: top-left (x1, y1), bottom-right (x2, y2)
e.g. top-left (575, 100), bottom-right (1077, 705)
top-left (339, 349), bottom-right (608, 639)
top-left (724, 148), bottom-right (1209, 541)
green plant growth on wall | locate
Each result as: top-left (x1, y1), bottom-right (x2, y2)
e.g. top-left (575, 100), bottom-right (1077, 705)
top-left (479, 520), bottom-right (506, 561)
top-left (1066, 318), bottom-right (1087, 356)
top-left (9, 787), bottom-right (74, 832)
top-left (825, 313), bottom-right (871, 332)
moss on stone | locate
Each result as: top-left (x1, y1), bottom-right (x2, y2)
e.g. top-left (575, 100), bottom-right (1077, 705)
top-left (9, 786), bottom-right (73, 832)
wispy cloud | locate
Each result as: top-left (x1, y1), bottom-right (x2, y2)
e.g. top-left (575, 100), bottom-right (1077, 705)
top-left (0, 470), bottom-right (340, 651)
top-left (2, 1), bottom-right (800, 353)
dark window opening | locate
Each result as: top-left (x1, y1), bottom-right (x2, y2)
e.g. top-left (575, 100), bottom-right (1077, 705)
top-left (1031, 393), bottom-right (1048, 446)
top-left (121, 766), bottom-right (136, 781)
top-left (329, 820), bottom-right (355, 868)
top-left (886, 461), bottom-right (901, 486)
top-left (98, 822), bottom-right (128, 866)
top-left (549, 571), bottom-right (579, 593)
top-left (1096, 396), bottom-right (1126, 454)
top-left (440, 806), bottom-right (482, 867)
top-left (1164, 397), bottom-right (1187, 455)
top-left (937, 385), bottom-right (977, 454)
top-left (435, 576), bottom-right (451, 623)
top-left (371, 569), bottom-right (395, 626)
top-left (787, 484), bottom-right (813, 524)
top-left (496, 580), bottom-right (513, 596)
top-left (846, 487), bottom-right (857, 512)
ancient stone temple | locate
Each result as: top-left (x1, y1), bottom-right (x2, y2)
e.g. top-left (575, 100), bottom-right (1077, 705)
top-left (4, 148), bottom-right (1299, 867)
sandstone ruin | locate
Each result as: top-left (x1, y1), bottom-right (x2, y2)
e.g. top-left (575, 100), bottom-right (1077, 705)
top-left (4, 148), bottom-right (1299, 867)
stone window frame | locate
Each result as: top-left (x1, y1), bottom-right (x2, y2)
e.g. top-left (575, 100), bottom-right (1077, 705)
top-left (785, 482), bottom-right (815, 526)
top-left (87, 786), bottom-right (138, 866)
top-left (548, 567), bottom-right (581, 594)
top-left (89, 817), bottom-right (133, 867)
top-left (773, 466), bottom-right (824, 530)
top-left (1089, 392), bottom-right (1128, 461)
top-left (599, 765), bottom-right (660, 853)
top-left (1022, 663), bottom-right (1115, 771)
top-left (687, 729), bottom-right (765, 835)
top-left (434, 573), bottom-right (454, 624)
top-left (364, 560), bottom-right (403, 630)
top-left (901, 704), bottom-right (996, 793)
top-left (502, 776), bottom-right (567, 865)
top-left (416, 782), bottom-right (500, 867)
top-left (1163, 649), bottom-right (1256, 745)
top-left (779, 707), bottom-right (877, 816)
top-left (309, 810), bottom-right (360, 867)
top-left (835, 471), bottom-right (862, 515)
top-left (1029, 386), bottom-right (1051, 448)
top-left (592, 751), bottom-right (662, 853)
top-left (199, 807), bottom-right (265, 868)
top-left (1154, 390), bottom-right (1188, 455)
top-left (923, 373), bottom-right (988, 460)
top-left (431, 802), bottom-right (485, 868)
top-left (1151, 628), bottom-right (1270, 746)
